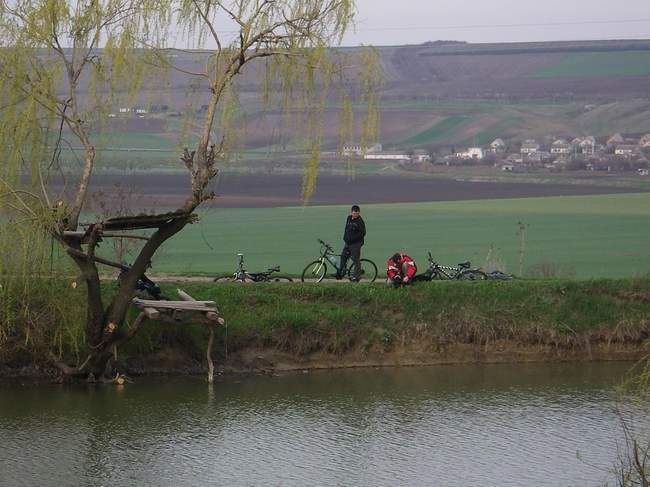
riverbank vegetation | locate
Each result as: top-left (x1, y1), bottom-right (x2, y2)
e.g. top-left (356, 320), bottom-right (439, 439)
top-left (3, 277), bottom-right (650, 378)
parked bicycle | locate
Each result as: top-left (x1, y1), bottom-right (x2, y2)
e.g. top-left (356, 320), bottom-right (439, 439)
top-left (214, 253), bottom-right (293, 283)
top-left (301, 239), bottom-right (378, 283)
top-left (414, 252), bottom-right (488, 281)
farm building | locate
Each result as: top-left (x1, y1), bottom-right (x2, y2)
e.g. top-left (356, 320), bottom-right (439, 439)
top-left (364, 151), bottom-right (411, 161)
top-left (342, 143), bottom-right (382, 157)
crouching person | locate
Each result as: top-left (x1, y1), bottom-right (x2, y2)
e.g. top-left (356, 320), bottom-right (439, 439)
top-left (387, 253), bottom-right (417, 287)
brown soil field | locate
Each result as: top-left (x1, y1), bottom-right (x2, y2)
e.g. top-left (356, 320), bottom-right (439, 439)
top-left (72, 172), bottom-right (642, 209)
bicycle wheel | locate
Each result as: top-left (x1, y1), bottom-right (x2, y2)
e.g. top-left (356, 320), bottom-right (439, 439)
top-left (457, 270), bottom-right (488, 281)
top-left (301, 260), bottom-right (327, 283)
top-left (270, 275), bottom-right (293, 283)
top-left (347, 259), bottom-right (378, 282)
top-left (412, 273), bottom-right (431, 282)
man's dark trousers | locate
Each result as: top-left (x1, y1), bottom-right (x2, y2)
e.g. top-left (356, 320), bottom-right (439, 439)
top-left (339, 242), bottom-right (362, 280)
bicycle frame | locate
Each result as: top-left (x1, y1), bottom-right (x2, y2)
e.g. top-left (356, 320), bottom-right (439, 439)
top-left (421, 252), bottom-right (474, 280)
top-left (316, 243), bottom-right (343, 274)
top-left (429, 263), bottom-right (464, 279)
top-left (233, 253), bottom-right (247, 280)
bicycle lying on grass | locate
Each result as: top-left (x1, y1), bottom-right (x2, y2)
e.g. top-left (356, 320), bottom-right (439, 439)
top-left (301, 239), bottom-right (378, 283)
top-left (213, 253), bottom-right (293, 283)
top-left (414, 252), bottom-right (488, 281)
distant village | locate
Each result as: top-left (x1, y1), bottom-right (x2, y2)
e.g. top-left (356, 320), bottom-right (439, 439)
top-left (109, 105), bottom-right (650, 177)
top-left (343, 134), bottom-right (650, 177)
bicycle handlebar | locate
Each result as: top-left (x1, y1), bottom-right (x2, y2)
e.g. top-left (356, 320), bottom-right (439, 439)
top-left (318, 239), bottom-right (333, 250)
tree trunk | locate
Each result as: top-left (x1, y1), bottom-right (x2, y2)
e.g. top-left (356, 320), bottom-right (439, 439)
top-left (66, 217), bottom-right (192, 379)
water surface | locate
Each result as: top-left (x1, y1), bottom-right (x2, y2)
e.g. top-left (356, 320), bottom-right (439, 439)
top-left (0, 363), bottom-right (639, 486)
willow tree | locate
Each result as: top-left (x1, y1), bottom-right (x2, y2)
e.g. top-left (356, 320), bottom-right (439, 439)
top-left (0, 0), bottom-right (379, 379)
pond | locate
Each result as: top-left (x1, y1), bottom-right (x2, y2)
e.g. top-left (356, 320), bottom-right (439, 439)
top-left (0, 362), bottom-right (641, 486)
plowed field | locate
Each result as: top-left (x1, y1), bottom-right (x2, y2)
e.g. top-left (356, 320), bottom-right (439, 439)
top-left (76, 173), bottom-right (640, 210)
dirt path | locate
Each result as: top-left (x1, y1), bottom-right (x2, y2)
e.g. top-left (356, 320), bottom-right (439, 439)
top-left (150, 274), bottom-right (374, 284)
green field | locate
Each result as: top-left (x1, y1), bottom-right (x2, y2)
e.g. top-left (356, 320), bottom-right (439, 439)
top-left (134, 193), bottom-right (650, 278)
top-left (400, 116), bottom-right (468, 146)
top-left (532, 51), bottom-right (650, 78)
top-left (97, 131), bottom-right (177, 150)
top-left (458, 117), bottom-right (523, 146)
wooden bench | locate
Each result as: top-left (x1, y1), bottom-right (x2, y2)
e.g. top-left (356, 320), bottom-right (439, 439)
top-left (131, 289), bottom-right (225, 383)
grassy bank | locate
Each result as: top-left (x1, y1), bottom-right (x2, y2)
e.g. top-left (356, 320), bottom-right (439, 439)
top-left (180, 277), bottom-right (650, 350)
top-left (4, 277), bottom-right (650, 377)
top-left (73, 278), bottom-right (650, 374)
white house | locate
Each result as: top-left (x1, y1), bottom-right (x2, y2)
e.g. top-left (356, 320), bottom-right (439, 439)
top-left (455, 147), bottom-right (484, 160)
top-left (579, 136), bottom-right (596, 155)
top-left (490, 138), bottom-right (506, 153)
top-left (550, 139), bottom-right (571, 155)
top-left (520, 139), bottom-right (540, 155)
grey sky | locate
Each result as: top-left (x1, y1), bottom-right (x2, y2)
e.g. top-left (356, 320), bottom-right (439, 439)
top-left (344, 0), bottom-right (650, 46)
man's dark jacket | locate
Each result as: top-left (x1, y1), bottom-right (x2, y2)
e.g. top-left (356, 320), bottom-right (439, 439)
top-left (343, 215), bottom-right (366, 246)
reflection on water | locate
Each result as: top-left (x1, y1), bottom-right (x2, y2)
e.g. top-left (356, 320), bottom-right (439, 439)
top-left (0, 363), bottom-right (639, 486)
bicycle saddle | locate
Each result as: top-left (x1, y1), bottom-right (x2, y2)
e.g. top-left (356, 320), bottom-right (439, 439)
top-left (458, 261), bottom-right (471, 269)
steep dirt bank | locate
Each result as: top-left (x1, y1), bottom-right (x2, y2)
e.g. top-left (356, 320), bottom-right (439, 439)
top-left (2, 342), bottom-right (645, 382)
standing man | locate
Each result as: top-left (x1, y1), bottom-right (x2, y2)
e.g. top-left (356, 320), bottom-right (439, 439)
top-left (337, 204), bottom-right (366, 281)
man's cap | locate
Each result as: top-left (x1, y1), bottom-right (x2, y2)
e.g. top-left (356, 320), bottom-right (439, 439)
top-left (351, 204), bottom-right (360, 212)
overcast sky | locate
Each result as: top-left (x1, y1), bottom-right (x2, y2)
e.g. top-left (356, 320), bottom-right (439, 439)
top-left (343, 0), bottom-right (650, 46)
